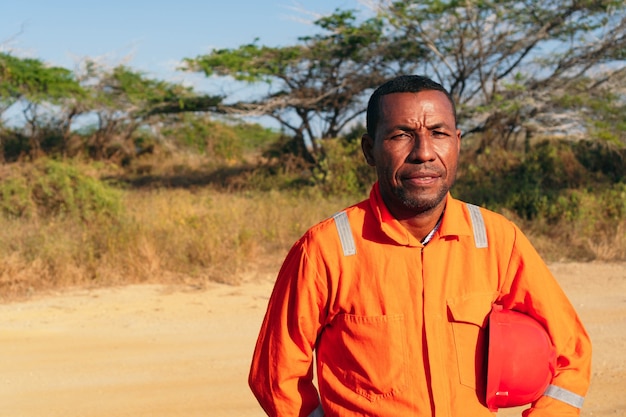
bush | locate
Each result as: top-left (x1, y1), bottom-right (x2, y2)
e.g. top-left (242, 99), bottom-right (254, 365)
top-left (161, 114), bottom-right (280, 163)
top-left (313, 137), bottom-right (376, 197)
top-left (0, 158), bottom-right (123, 222)
top-left (573, 140), bottom-right (626, 182)
top-left (0, 128), bottom-right (31, 162)
top-left (243, 136), bottom-right (375, 197)
top-left (454, 139), bottom-right (626, 261)
top-left (455, 140), bottom-right (618, 221)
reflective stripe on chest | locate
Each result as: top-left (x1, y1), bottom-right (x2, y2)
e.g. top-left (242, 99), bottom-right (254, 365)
top-left (332, 203), bottom-right (488, 256)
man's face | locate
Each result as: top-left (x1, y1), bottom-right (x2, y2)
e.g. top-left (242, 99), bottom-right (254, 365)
top-left (362, 91), bottom-right (461, 218)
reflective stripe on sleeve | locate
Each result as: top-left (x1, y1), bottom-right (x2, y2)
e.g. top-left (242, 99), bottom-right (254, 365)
top-left (544, 384), bottom-right (585, 409)
top-left (333, 211), bottom-right (356, 256)
top-left (466, 203), bottom-right (488, 248)
top-left (308, 404), bottom-right (324, 417)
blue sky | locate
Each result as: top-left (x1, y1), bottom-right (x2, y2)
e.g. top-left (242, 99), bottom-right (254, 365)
top-left (1, 0), bottom-right (366, 85)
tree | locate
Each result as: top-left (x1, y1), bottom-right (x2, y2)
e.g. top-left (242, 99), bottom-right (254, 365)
top-left (0, 53), bottom-right (83, 116)
top-left (183, 9), bottom-right (422, 163)
top-left (381, 0), bottom-right (626, 149)
top-left (0, 54), bottom-right (223, 162)
top-left (75, 61), bottom-right (222, 160)
top-left (0, 53), bottom-right (85, 158)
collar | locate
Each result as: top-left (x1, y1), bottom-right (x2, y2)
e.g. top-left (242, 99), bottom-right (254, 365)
top-left (368, 182), bottom-right (474, 247)
top-left (421, 210), bottom-right (443, 245)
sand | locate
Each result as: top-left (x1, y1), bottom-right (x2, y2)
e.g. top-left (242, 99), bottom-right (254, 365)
top-left (0, 262), bottom-right (624, 417)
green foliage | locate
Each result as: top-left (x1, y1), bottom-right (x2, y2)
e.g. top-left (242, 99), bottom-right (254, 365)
top-left (79, 64), bottom-right (205, 119)
top-left (586, 96), bottom-right (626, 147)
top-left (313, 137), bottom-right (375, 197)
top-left (0, 175), bottom-right (31, 218)
top-left (183, 9), bottom-right (409, 163)
top-left (240, 139), bottom-right (315, 192)
top-left (231, 121), bottom-right (281, 152)
top-left (555, 81), bottom-right (626, 147)
top-left (184, 41), bottom-right (302, 83)
top-left (302, 10), bottom-right (386, 63)
top-left (90, 65), bottom-right (221, 117)
top-left (0, 52), bottom-right (84, 107)
top-left (573, 140), bottom-right (626, 182)
top-left (0, 54), bottom-right (85, 158)
top-left (455, 140), bottom-right (626, 223)
top-left (0, 159), bottom-right (123, 222)
top-left (161, 114), bottom-right (279, 161)
top-left (66, 63), bottom-right (220, 161)
top-left (598, 183), bottom-right (626, 221)
top-left (236, 133), bottom-right (374, 197)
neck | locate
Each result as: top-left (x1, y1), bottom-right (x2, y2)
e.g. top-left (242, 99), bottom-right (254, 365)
top-left (397, 205), bottom-right (445, 242)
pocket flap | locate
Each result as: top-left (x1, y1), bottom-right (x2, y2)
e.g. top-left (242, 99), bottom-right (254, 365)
top-left (447, 292), bottom-right (497, 327)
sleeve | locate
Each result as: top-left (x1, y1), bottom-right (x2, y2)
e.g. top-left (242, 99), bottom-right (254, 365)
top-left (498, 226), bottom-right (592, 417)
top-left (248, 236), bottom-right (328, 417)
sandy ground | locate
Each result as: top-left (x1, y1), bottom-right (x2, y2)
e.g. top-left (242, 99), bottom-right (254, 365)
top-left (0, 262), bottom-right (624, 417)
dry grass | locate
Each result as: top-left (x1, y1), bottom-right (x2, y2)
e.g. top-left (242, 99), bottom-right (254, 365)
top-left (585, 222), bottom-right (626, 261)
top-left (0, 154), bottom-right (624, 301)
top-left (0, 186), bottom-right (357, 301)
top-left (508, 216), bottom-right (626, 263)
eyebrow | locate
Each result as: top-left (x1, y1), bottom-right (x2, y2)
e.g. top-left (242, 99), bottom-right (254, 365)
top-left (388, 122), bottom-right (452, 132)
top-left (426, 122), bottom-right (452, 130)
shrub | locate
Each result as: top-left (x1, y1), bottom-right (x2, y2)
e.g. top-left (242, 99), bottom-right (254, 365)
top-left (314, 137), bottom-right (376, 197)
top-left (0, 158), bottom-right (123, 222)
top-left (573, 140), bottom-right (626, 182)
top-left (161, 115), bottom-right (280, 163)
top-left (455, 140), bottom-right (620, 221)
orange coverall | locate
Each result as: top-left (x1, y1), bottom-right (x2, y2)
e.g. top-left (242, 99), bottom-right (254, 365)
top-left (249, 182), bottom-right (591, 417)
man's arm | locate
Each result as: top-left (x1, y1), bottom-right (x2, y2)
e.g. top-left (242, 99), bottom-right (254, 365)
top-left (249, 239), bottom-right (326, 417)
top-left (499, 227), bottom-right (592, 417)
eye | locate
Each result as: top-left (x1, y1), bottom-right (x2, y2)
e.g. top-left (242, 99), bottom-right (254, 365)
top-left (432, 130), bottom-right (449, 138)
top-left (391, 131), bottom-right (412, 140)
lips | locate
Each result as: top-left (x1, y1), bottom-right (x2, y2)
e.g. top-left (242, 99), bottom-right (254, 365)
top-left (402, 170), bottom-right (442, 181)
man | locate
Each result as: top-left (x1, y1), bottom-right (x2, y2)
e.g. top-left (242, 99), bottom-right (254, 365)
top-left (249, 75), bottom-right (591, 416)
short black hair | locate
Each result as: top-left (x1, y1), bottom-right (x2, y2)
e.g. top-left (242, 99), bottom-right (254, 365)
top-left (366, 75), bottom-right (457, 138)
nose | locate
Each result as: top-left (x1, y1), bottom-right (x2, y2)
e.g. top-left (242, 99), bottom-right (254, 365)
top-left (407, 134), bottom-right (435, 163)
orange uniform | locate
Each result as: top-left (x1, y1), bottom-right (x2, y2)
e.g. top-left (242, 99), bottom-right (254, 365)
top-left (249, 183), bottom-right (591, 416)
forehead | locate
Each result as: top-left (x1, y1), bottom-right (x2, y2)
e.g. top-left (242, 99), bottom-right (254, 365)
top-left (379, 91), bottom-right (455, 122)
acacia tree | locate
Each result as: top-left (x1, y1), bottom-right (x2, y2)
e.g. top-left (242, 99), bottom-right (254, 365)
top-left (0, 53), bottom-right (84, 158)
top-left (183, 10), bottom-right (422, 163)
top-left (0, 53), bottom-right (83, 117)
top-left (0, 54), bottom-right (222, 161)
top-left (76, 61), bottom-right (222, 160)
top-left (381, 0), bottom-right (626, 149)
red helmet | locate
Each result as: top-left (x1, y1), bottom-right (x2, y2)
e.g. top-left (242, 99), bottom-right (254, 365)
top-left (486, 304), bottom-right (557, 411)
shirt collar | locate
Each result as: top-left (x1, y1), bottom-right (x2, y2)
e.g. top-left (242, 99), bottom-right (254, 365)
top-left (438, 194), bottom-right (473, 239)
top-left (368, 182), bottom-right (473, 246)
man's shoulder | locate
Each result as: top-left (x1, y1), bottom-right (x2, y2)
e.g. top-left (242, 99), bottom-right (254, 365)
top-left (449, 196), bottom-right (518, 232)
top-left (305, 199), bottom-right (370, 238)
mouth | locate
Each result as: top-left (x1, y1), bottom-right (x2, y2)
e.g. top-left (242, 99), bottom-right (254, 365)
top-left (402, 171), bottom-right (442, 185)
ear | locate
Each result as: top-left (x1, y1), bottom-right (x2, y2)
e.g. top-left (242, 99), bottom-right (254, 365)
top-left (361, 134), bottom-right (376, 166)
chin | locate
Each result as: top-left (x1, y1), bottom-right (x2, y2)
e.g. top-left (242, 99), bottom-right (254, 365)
top-left (398, 189), bottom-right (447, 213)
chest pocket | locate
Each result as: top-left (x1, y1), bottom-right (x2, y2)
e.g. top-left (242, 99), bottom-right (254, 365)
top-left (447, 292), bottom-right (496, 389)
top-left (319, 313), bottom-right (408, 402)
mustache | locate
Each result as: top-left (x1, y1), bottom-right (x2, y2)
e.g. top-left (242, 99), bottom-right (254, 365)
top-left (400, 166), bottom-right (445, 178)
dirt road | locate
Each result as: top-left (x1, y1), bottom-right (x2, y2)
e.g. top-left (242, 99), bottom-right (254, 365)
top-left (0, 262), bottom-right (624, 416)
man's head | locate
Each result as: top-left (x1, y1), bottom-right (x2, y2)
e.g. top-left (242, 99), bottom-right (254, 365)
top-left (361, 75), bottom-right (461, 219)
top-left (366, 75), bottom-right (457, 138)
